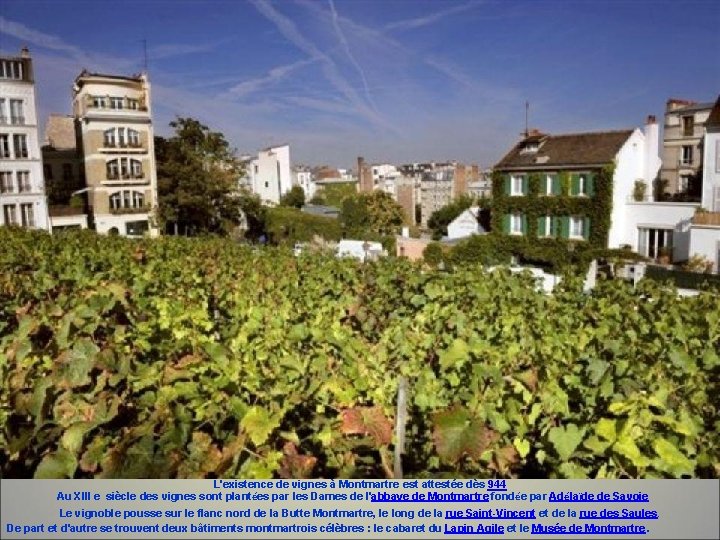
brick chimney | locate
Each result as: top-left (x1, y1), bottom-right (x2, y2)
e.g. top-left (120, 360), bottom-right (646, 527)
top-left (358, 156), bottom-right (373, 193)
top-left (453, 164), bottom-right (467, 198)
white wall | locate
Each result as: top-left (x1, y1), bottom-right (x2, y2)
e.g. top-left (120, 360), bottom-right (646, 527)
top-left (689, 225), bottom-right (720, 272)
top-left (447, 207), bottom-right (484, 239)
top-left (621, 202), bottom-right (697, 260)
top-left (293, 170), bottom-right (315, 199)
top-left (250, 145), bottom-right (291, 204)
top-left (0, 70), bottom-right (49, 230)
top-left (702, 130), bottom-right (720, 211)
top-left (94, 212), bottom-right (153, 237)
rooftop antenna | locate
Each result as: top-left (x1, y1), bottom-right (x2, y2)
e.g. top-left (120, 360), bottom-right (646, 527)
top-left (524, 100), bottom-right (529, 138)
top-left (142, 39), bottom-right (148, 73)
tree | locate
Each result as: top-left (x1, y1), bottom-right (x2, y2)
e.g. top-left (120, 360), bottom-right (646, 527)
top-left (427, 194), bottom-right (475, 240)
top-left (339, 191), bottom-right (405, 237)
top-left (156, 117), bottom-right (247, 235)
top-left (279, 185), bottom-right (305, 209)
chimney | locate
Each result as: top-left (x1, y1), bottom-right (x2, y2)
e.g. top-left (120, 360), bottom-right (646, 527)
top-left (643, 113), bottom-right (660, 192)
top-left (666, 98), bottom-right (696, 112)
top-left (453, 164), bottom-right (467, 198)
top-left (20, 47), bottom-right (30, 58)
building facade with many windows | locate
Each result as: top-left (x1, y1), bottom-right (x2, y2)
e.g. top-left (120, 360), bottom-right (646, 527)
top-left (0, 48), bottom-right (49, 230)
top-left (659, 98), bottom-right (714, 197)
top-left (71, 70), bottom-right (158, 236)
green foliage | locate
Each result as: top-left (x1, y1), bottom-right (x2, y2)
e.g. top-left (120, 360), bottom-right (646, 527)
top-left (316, 182), bottom-right (357, 207)
top-left (156, 118), bottom-right (245, 235)
top-left (1, 228), bottom-right (718, 479)
top-left (339, 191), bottom-right (405, 237)
top-left (279, 186), bottom-right (305, 209)
top-left (423, 242), bottom-right (445, 267)
top-left (265, 207), bottom-right (341, 245)
top-left (427, 195), bottom-right (475, 240)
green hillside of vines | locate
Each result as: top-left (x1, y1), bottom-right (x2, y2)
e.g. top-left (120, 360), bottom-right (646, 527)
top-left (1, 228), bottom-right (718, 479)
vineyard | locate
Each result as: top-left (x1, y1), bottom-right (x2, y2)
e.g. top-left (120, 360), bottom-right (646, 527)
top-left (1, 228), bottom-right (718, 479)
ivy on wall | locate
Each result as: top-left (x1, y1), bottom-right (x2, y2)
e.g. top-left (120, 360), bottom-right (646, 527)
top-left (480, 163), bottom-right (617, 268)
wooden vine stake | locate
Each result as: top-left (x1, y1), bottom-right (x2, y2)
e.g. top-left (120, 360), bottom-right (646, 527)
top-left (393, 376), bottom-right (408, 479)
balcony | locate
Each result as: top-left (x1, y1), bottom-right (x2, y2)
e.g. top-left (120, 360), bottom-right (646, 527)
top-left (692, 211), bottom-right (720, 226)
top-left (110, 205), bottom-right (150, 215)
top-left (105, 172), bottom-right (145, 182)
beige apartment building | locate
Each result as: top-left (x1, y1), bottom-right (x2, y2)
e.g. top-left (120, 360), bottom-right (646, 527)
top-left (660, 98), bottom-right (714, 196)
top-left (72, 70), bottom-right (158, 236)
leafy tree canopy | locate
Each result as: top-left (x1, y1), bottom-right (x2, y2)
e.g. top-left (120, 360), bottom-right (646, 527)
top-left (279, 185), bottom-right (306, 209)
top-left (156, 117), bottom-right (249, 235)
top-left (339, 190), bottom-right (405, 237)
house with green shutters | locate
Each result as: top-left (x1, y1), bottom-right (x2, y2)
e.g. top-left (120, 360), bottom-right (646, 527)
top-left (491, 122), bottom-right (663, 255)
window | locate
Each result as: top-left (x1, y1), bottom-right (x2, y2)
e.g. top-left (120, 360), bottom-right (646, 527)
top-left (20, 203), bottom-right (34, 227)
top-left (0, 134), bottom-right (10, 158)
top-left (17, 171), bottom-right (30, 192)
top-left (43, 164), bottom-right (53, 180)
top-left (510, 213), bottom-right (523, 235)
top-left (109, 97), bottom-right (123, 110)
top-left (126, 220), bottom-right (149, 236)
top-left (13, 134), bottom-right (28, 158)
top-left (3, 204), bottom-right (17, 225)
top-left (127, 99), bottom-right (139, 110)
top-left (545, 175), bottom-right (554, 195)
top-left (510, 175), bottom-right (525, 196)
top-left (131, 159), bottom-right (142, 178)
top-left (638, 227), bottom-right (673, 260)
top-left (577, 174), bottom-right (589, 196)
top-left (679, 175), bottom-right (691, 193)
top-left (107, 159), bottom-right (119, 179)
top-left (0, 171), bottom-right (14, 193)
top-left (9, 100), bottom-right (24, 125)
top-left (0, 98), bottom-right (6, 124)
top-left (93, 96), bottom-right (107, 108)
top-left (538, 215), bottom-right (553, 237)
top-left (0, 60), bottom-right (23, 80)
top-left (570, 216), bottom-right (585, 239)
top-left (117, 128), bottom-right (126, 147)
top-left (104, 129), bottom-right (116, 147)
top-left (682, 115), bottom-right (694, 137)
top-left (62, 164), bottom-right (72, 180)
top-left (128, 129), bottom-right (140, 147)
top-left (681, 145), bottom-right (693, 166)
top-left (110, 190), bottom-right (145, 210)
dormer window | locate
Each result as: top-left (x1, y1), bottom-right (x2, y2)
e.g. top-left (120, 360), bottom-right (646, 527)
top-left (520, 142), bottom-right (539, 154)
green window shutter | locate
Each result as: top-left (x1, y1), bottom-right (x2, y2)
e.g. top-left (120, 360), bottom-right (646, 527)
top-left (560, 216), bottom-right (570, 239)
top-left (521, 215), bottom-right (528, 235)
top-left (551, 175), bottom-right (561, 195)
top-left (583, 217), bottom-right (591, 240)
top-left (570, 174), bottom-right (580, 196)
top-left (537, 216), bottom-right (546, 237)
top-left (587, 173), bottom-right (596, 197)
top-left (522, 176), bottom-right (529, 195)
top-left (502, 214), bottom-right (510, 234)
top-left (504, 175), bottom-right (511, 195)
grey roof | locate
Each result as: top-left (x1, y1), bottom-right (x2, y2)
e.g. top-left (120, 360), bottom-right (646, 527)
top-left (705, 96), bottom-right (720, 128)
top-left (495, 130), bottom-right (634, 170)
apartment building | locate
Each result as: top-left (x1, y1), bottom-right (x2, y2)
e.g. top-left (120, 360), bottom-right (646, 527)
top-left (420, 165), bottom-right (455, 226)
top-left (71, 70), bottom-right (158, 236)
top-left (247, 144), bottom-right (292, 204)
top-left (0, 48), bottom-right (49, 230)
top-left (42, 114), bottom-right (88, 230)
top-left (660, 98), bottom-right (715, 196)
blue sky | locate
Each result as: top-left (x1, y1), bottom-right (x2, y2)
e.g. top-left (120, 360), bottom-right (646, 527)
top-left (1, 0), bottom-right (719, 168)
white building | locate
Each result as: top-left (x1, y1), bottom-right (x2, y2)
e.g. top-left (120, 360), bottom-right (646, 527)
top-left (247, 144), bottom-right (292, 204)
top-left (0, 49), bottom-right (49, 230)
top-left (371, 163), bottom-right (398, 186)
top-left (447, 207), bottom-right (487, 240)
top-left (293, 166), bottom-right (315, 200)
top-left (687, 96), bottom-right (720, 271)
